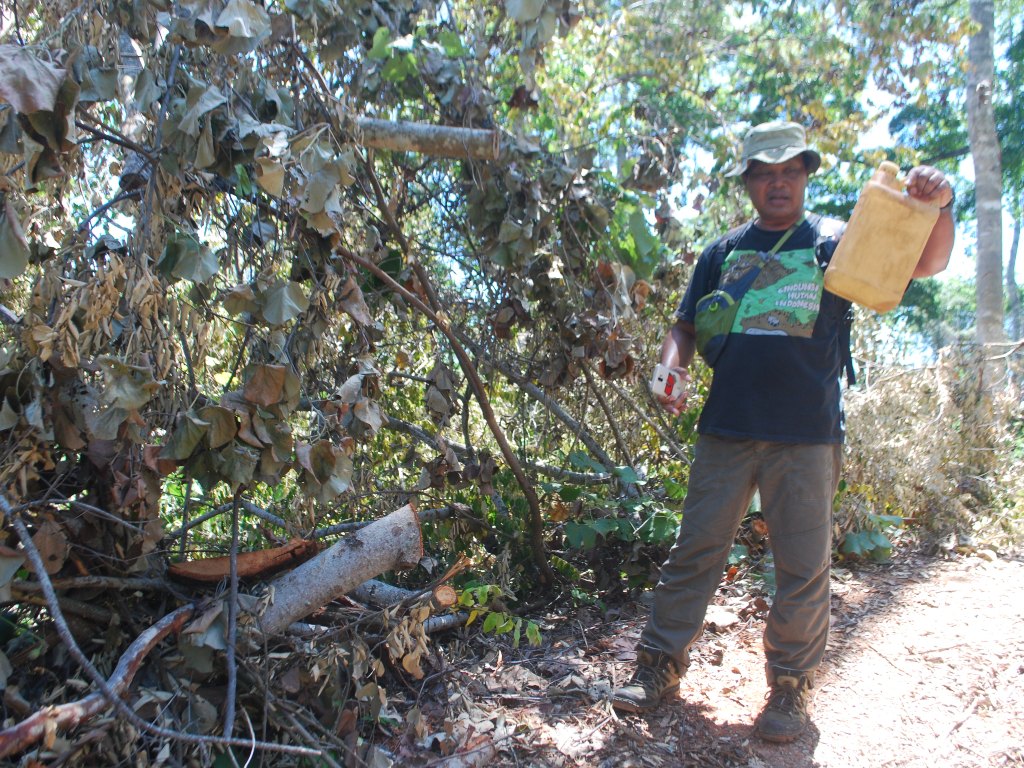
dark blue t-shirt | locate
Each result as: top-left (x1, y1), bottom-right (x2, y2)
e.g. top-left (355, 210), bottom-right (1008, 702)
top-left (676, 213), bottom-right (851, 444)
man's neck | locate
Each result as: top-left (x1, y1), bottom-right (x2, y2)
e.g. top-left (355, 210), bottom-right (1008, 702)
top-left (755, 210), bottom-right (806, 231)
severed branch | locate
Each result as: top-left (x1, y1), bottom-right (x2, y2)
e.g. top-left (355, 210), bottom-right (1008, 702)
top-left (292, 42), bottom-right (499, 161)
top-left (581, 363), bottom-right (634, 467)
top-left (12, 576), bottom-right (172, 592)
top-left (257, 503), bottom-right (424, 636)
top-left (0, 601), bottom-right (195, 758)
top-left (223, 493), bottom-right (241, 740)
top-left (354, 118), bottom-right (500, 160)
top-left (580, 362), bottom-right (639, 499)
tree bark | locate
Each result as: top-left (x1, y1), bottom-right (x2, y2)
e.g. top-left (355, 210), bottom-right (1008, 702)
top-left (1006, 213), bottom-right (1021, 341)
top-left (967, 0), bottom-right (1006, 346)
top-left (257, 504), bottom-right (423, 636)
top-left (355, 118), bottom-right (500, 160)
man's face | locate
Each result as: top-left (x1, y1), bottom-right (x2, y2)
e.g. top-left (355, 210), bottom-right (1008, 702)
top-left (743, 156), bottom-right (808, 227)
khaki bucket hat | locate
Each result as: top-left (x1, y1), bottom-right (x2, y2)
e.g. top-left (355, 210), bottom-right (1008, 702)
top-left (725, 120), bottom-right (822, 177)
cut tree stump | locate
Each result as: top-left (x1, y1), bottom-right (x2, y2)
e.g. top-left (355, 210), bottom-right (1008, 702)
top-left (258, 504), bottom-right (422, 636)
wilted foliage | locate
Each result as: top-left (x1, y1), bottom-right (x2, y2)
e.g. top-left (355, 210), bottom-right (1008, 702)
top-left (841, 344), bottom-right (1024, 557)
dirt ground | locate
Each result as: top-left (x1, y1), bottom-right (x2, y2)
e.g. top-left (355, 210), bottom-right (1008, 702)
top-left (402, 551), bottom-right (1024, 768)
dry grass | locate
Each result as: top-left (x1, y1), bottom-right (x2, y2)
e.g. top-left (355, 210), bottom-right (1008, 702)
top-left (842, 343), bottom-right (1024, 553)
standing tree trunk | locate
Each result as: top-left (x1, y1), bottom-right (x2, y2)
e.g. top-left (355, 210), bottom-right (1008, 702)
top-left (1007, 213), bottom-right (1021, 341)
top-left (967, 0), bottom-right (1006, 347)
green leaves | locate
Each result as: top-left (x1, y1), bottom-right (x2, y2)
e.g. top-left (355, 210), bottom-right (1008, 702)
top-left (367, 27), bottom-right (420, 83)
top-left (157, 233), bottom-right (219, 284)
top-left (564, 517), bottom-right (631, 550)
top-left (0, 200), bottom-right (30, 279)
top-left (839, 513), bottom-right (902, 562)
top-left (260, 280), bottom-right (309, 325)
top-left (611, 200), bottom-right (662, 280)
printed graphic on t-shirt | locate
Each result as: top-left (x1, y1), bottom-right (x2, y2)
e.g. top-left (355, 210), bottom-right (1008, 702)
top-left (718, 247), bottom-right (823, 337)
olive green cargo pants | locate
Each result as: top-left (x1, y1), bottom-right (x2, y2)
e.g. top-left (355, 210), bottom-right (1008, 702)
top-left (640, 435), bottom-right (842, 684)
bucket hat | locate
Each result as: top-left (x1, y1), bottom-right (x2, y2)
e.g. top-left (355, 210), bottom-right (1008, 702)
top-left (725, 121), bottom-right (821, 177)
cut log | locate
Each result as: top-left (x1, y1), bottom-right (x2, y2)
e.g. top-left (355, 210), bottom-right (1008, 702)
top-left (355, 118), bottom-right (500, 160)
top-left (350, 578), bottom-right (414, 607)
top-left (350, 580), bottom-right (458, 610)
top-left (432, 584), bottom-right (457, 609)
top-left (258, 504), bottom-right (422, 636)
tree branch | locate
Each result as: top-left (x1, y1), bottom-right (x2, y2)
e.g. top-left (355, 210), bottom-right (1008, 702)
top-left (458, 335), bottom-right (619, 473)
top-left (344, 250), bottom-right (557, 585)
top-left (580, 362), bottom-right (637, 496)
top-left (383, 415), bottom-right (611, 484)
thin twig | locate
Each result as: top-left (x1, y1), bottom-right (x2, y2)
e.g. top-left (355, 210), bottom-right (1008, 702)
top-left (17, 497), bottom-right (147, 533)
top-left (76, 189), bottom-right (142, 234)
top-left (168, 499), bottom-right (287, 540)
top-left (581, 363), bottom-right (633, 466)
top-left (74, 119), bottom-right (155, 162)
top-left (460, 336), bottom-right (617, 472)
top-left (12, 575), bottom-right (171, 592)
top-left (7, 589), bottom-right (111, 623)
top-left (223, 493), bottom-right (241, 739)
top-left (178, 470), bottom-right (194, 560)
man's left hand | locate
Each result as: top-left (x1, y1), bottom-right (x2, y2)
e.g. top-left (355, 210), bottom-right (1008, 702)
top-left (905, 165), bottom-right (954, 208)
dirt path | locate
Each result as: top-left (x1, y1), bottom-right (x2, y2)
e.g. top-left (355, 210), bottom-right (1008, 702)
top-left (414, 553), bottom-right (1024, 767)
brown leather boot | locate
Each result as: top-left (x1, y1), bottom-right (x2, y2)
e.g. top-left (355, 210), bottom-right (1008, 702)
top-left (753, 673), bottom-right (812, 742)
top-left (611, 647), bottom-right (683, 713)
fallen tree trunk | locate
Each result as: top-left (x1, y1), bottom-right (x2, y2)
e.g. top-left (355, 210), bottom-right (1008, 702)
top-left (355, 118), bottom-right (500, 160)
top-left (258, 504), bottom-right (423, 636)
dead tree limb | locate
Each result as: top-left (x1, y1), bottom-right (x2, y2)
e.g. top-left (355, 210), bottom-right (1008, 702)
top-left (384, 415), bottom-right (611, 484)
top-left (353, 155), bottom-right (554, 586)
top-left (291, 45), bottom-right (499, 162)
top-left (257, 503), bottom-right (423, 636)
top-left (581, 362), bottom-right (634, 467)
top-left (355, 118), bottom-right (500, 160)
top-left (580, 362), bottom-right (639, 499)
top-left (460, 336), bottom-right (618, 474)
top-left (13, 576), bottom-right (172, 592)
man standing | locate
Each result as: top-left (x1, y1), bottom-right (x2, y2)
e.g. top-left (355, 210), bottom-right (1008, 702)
top-left (611, 121), bottom-right (954, 742)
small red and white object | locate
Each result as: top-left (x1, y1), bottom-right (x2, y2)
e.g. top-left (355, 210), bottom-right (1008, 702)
top-left (650, 364), bottom-right (684, 399)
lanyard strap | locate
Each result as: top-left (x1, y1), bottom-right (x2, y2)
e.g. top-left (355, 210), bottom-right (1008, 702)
top-left (765, 218), bottom-right (804, 256)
